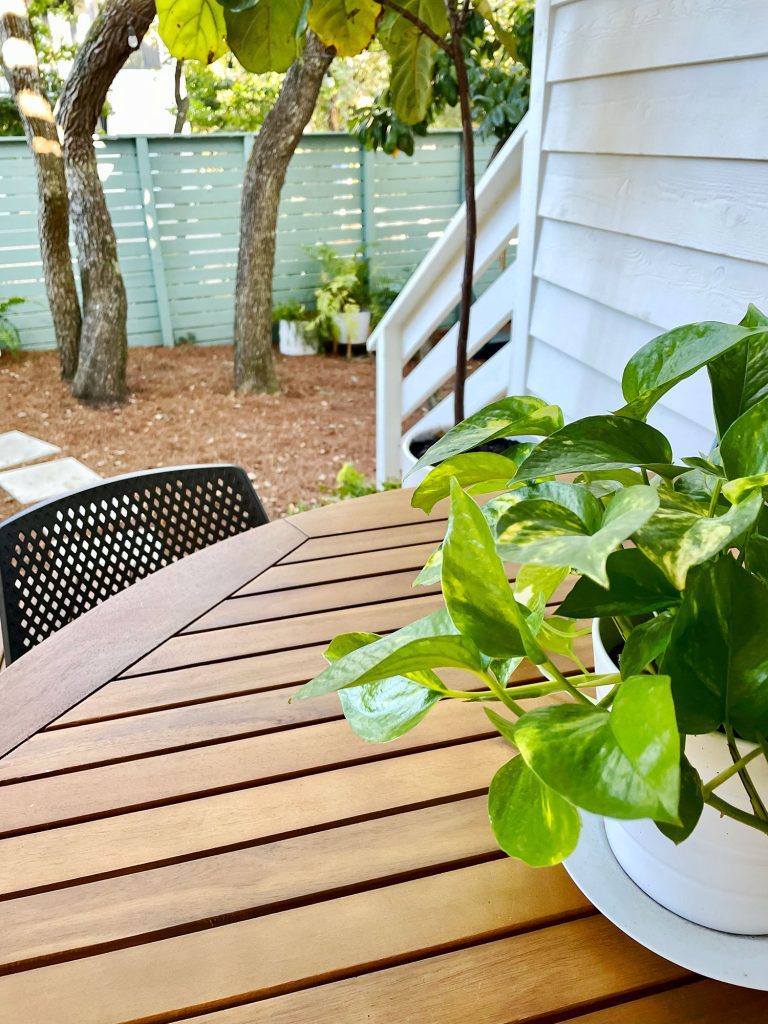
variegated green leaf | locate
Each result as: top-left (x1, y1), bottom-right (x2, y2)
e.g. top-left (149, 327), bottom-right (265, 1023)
top-left (634, 489), bottom-right (763, 590)
top-left (495, 486), bottom-right (660, 588)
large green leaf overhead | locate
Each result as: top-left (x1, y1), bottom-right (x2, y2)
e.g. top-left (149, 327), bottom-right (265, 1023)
top-left (558, 548), bottom-right (680, 618)
top-left (308, 0), bottom-right (381, 56)
top-left (662, 556), bottom-right (768, 739)
top-left (720, 396), bottom-right (768, 479)
top-left (618, 321), bottom-right (753, 421)
top-left (379, 0), bottom-right (448, 124)
top-left (513, 415), bottom-right (673, 480)
top-left (708, 305), bottom-right (768, 436)
top-left (158, 0), bottom-right (228, 63)
top-left (225, 0), bottom-right (306, 72)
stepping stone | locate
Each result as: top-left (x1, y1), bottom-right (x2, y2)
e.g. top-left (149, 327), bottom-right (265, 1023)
top-left (0, 431), bottom-right (60, 471)
top-left (0, 458), bottom-right (101, 506)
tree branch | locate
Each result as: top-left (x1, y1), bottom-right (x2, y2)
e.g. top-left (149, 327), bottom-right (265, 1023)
top-left (377, 0), bottom-right (452, 53)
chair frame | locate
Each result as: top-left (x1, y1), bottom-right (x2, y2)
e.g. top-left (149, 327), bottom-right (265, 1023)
top-left (0, 464), bottom-right (267, 665)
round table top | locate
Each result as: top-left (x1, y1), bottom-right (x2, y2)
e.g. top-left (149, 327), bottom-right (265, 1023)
top-left (0, 487), bottom-right (766, 1022)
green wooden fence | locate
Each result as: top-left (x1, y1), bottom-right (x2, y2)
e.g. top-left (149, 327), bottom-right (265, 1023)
top-left (0, 131), bottom-right (494, 351)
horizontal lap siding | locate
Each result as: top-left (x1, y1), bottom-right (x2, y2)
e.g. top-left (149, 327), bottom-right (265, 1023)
top-left (0, 131), bottom-right (484, 351)
top-left (524, 0), bottom-right (768, 451)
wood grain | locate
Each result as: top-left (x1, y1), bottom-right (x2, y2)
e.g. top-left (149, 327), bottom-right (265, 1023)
top-left (0, 519), bottom-right (305, 762)
top-left (0, 739), bottom-right (509, 895)
top-left (561, 979), bottom-right (768, 1021)
top-left (0, 797), bottom-right (501, 968)
top-left (126, 593), bottom-right (446, 676)
top-left (236, 541), bottom-right (439, 595)
top-left (278, 519), bottom-right (447, 562)
top-left (189, 569), bottom-right (440, 632)
top-left (0, 700), bottom-right (500, 835)
top-left (0, 912), bottom-right (685, 1024)
top-left (288, 487), bottom-right (438, 536)
top-left (56, 644), bottom-right (333, 725)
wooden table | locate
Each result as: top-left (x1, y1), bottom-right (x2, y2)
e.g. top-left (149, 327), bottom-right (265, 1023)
top-left (0, 487), bottom-right (766, 1023)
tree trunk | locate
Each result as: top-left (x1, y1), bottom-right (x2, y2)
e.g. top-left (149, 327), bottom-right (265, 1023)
top-left (57, 0), bottom-right (155, 403)
top-left (0, 2), bottom-right (81, 379)
top-left (173, 59), bottom-right (188, 134)
top-left (447, 2), bottom-right (475, 426)
top-left (234, 32), bottom-right (332, 394)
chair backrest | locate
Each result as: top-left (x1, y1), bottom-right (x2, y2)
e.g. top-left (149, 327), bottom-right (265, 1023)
top-left (0, 464), bottom-right (268, 665)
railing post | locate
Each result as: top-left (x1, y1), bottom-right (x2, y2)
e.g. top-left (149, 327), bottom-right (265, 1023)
top-left (360, 143), bottom-right (374, 267)
top-left (135, 136), bottom-right (174, 348)
top-left (375, 326), bottom-right (404, 484)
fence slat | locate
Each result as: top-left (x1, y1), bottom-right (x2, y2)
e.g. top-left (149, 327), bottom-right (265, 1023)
top-left (135, 137), bottom-right (174, 348)
top-left (0, 131), bottom-right (494, 351)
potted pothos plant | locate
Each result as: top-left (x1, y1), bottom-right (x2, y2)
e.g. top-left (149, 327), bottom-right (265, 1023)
top-left (297, 305), bottom-right (768, 941)
top-left (273, 301), bottom-right (318, 357)
top-left (309, 245), bottom-right (373, 358)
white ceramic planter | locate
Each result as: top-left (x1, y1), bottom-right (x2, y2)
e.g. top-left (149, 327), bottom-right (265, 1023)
top-left (400, 422), bottom-right (452, 486)
top-left (593, 619), bottom-right (768, 934)
top-left (332, 310), bottom-right (371, 353)
top-left (278, 320), bottom-right (315, 356)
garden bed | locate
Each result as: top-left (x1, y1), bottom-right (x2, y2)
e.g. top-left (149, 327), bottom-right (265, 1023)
top-left (0, 345), bottom-right (376, 522)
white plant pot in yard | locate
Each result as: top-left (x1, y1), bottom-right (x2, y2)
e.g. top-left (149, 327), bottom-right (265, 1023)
top-left (278, 320), bottom-right (315, 356)
top-left (401, 422), bottom-right (452, 487)
top-left (593, 619), bottom-right (768, 935)
top-left (332, 310), bottom-right (371, 352)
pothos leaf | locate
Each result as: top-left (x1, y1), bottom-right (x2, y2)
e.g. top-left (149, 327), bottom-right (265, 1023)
top-left (488, 754), bottom-right (581, 867)
top-left (514, 675), bottom-right (681, 824)
top-left (442, 479), bottom-right (536, 659)
top-left (157, 0), bottom-right (228, 64)
top-left (495, 486), bottom-right (660, 588)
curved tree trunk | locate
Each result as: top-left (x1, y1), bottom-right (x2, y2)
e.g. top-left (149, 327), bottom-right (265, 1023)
top-left (234, 32), bottom-right (332, 394)
top-left (57, 0), bottom-right (155, 403)
top-left (0, 2), bottom-right (81, 379)
top-left (173, 60), bottom-right (188, 134)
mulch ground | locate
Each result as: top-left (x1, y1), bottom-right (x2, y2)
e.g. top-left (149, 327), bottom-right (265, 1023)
top-left (0, 345), bottom-right (377, 522)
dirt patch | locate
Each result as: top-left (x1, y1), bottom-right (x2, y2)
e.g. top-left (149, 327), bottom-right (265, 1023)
top-left (0, 346), bottom-right (376, 522)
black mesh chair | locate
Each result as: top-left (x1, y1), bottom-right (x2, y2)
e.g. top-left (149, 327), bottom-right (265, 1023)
top-left (0, 464), bottom-right (268, 665)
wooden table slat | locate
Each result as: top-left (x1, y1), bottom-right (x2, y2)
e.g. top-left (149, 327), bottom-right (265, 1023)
top-left (278, 518), bottom-right (447, 563)
top-left (0, 739), bottom-right (508, 897)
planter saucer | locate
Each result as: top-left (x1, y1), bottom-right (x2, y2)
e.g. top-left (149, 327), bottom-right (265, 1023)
top-left (564, 812), bottom-right (768, 990)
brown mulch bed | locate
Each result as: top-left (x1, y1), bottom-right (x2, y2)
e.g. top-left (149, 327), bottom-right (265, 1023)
top-left (0, 345), bottom-right (376, 522)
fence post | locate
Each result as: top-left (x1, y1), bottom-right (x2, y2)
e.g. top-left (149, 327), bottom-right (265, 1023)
top-left (360, 143), bottom-right (375, 265)
top-left (135, 136), bottom-right (174, 348)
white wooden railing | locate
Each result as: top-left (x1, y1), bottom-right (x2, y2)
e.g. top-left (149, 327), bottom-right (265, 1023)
top-left (368, 117), bottom-right (528, 482)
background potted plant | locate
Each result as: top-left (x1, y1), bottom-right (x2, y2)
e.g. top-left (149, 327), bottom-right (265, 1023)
top-left (309, 244), bottom-right (372, 358)
top-left (296, 306), bottom-right (768, 956)
top-left (0, 295), bottom-right (24, 357)
top-left (272, 301), bottom-right (318, 357)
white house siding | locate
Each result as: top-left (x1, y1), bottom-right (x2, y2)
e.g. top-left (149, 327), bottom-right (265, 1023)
top-left (517, 0), bottom-right (768, 454)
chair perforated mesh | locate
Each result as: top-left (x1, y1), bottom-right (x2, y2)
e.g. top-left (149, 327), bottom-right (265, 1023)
top-left (0, 464), bottom-right (268, 665)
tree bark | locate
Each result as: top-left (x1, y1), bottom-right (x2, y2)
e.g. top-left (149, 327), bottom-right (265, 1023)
top-left (447, 0), bottom-right (475, 426)
top-left (0, 1), bottom-right (81, 379)
top-left (57, 0), bottom-right (155, 403)
top-left (173, 59), bottom-right (188, 134)
top-left (234, 32), bottom-right (332, 394)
